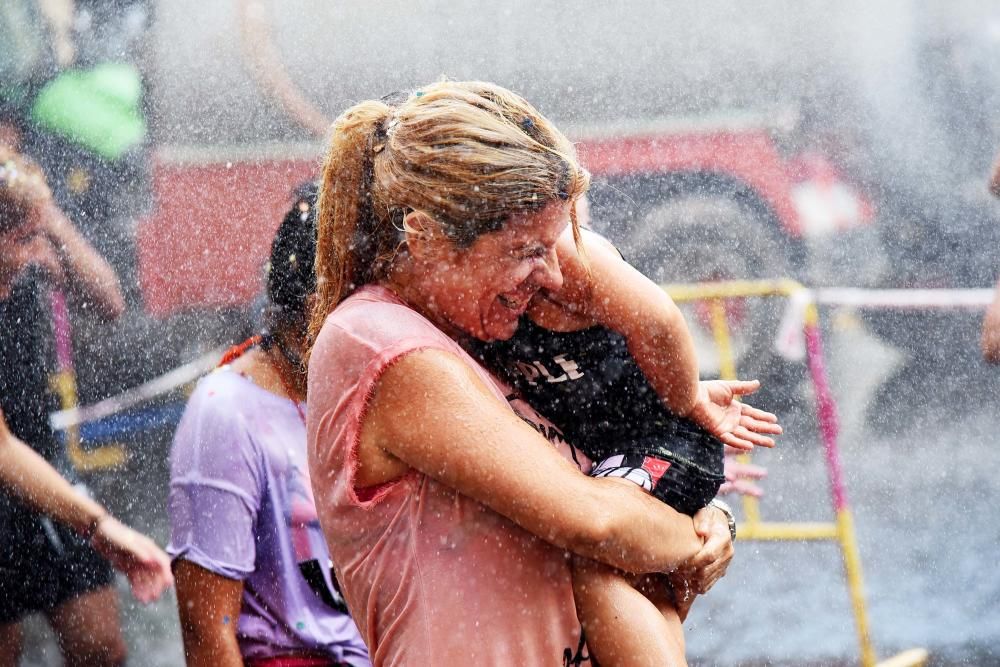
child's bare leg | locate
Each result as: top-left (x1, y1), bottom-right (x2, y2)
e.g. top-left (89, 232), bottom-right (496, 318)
top-left (638, 572), bottom-right (687, 648)
top-left (571, 556), bottom-right (687, 667)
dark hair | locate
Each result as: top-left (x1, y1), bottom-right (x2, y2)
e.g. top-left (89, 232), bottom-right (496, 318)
top-left (266, 182), bottom-right (318, 327)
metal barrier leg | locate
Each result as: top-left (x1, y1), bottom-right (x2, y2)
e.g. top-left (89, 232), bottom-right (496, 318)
top-left (708, 299), bottom-right (762, 526)
top-left (50, 292), bottom-right (126, 472)
top-left (51, 370), bottom-right (126, 472)
top-left (803, 306), bottom-right (877, 667)
top-left (668, 280), bottom-right (928, 666)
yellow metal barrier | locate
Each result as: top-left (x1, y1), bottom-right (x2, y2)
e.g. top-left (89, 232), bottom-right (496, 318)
top-left (665, 279), bottom-right (927, 667)
top-left (49, 291), bottom-right (126, 473)
top-left (51, 370), bottom-right (126, 472)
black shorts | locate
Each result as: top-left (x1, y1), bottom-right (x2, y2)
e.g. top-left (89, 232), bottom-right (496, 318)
top-left (0, 494), bottom-right (115, 624)
top-left (589, 421), bottom-right (725, 516)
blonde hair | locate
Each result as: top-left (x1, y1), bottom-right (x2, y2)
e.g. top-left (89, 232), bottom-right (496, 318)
top-left (309, 80), bottom-right (590, 346)
top-left (0, 146), bottom-right (51, 233)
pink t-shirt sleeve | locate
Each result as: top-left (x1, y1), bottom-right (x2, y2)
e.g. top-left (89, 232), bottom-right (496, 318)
top-left (308, 288), bottom-right (497, 508)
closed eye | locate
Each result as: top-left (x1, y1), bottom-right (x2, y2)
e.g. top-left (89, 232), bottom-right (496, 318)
top-left (514, 244), bottom-right (547, 260)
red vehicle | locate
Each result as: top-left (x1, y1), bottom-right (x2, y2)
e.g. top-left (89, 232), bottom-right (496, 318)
top-left (137, 115), bottom-right (878, 377)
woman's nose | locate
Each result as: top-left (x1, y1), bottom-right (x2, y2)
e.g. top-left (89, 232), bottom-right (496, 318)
top-left (536, 247), bottom-right (563, 293)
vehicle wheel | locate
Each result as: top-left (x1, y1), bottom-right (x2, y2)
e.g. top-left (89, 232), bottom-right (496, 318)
top-left (619, 194), bottom-right (796, 383)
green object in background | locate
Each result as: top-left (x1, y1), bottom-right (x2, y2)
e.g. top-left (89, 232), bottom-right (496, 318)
top-left (31, 63), bottom-right (146, 161)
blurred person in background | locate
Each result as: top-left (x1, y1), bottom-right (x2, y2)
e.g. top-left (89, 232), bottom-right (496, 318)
top-left (980, 156), bottom-right (1000, 363)
top-left (0, 409), bottom-right (172, 604)
top-left (168, 185), bottom-right (370, 667)
top-left (2, 0), bottom-right (155, 408)
top-left (0, 147), bottom-right (129, 665)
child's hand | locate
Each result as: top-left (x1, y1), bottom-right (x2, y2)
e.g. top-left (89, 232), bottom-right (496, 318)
top-left (719, 452), bottom-right (768, 497)
top-left (687, 380), bottom-right (781, 451)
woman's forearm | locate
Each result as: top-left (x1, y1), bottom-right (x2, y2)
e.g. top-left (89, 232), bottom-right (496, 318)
top-left (365, 349), bottom-right (705, 576)
top-left (576, 477), bottom-right (704, 574)
top-left (0, 432), bottom-right (105, 535)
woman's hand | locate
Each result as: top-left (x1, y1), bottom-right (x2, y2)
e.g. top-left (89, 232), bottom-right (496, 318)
top-left (667, 503), bottom-right (735, 620)
top-left (686, 379), bottom-right (781, 451)
top-left (91, 517), bottom-right (174, 604)
top-left (685, 503), bottom-right (734, 594)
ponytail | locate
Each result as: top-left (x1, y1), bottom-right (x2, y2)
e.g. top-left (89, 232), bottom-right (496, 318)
top-left (308, 101), bottom-right (392, 349)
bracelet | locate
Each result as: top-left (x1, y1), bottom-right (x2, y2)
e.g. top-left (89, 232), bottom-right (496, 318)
top-left (82, 510), bottom-right (109, 541)
top-left (709, 498), bottom-right (737, 543)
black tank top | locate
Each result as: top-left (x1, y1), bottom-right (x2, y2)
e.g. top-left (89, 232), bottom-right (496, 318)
top-left (472, 317), bottom-right (706, 463)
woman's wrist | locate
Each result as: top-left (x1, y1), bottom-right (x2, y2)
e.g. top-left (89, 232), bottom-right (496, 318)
top-left (708, 498), bottom-right (737, 542)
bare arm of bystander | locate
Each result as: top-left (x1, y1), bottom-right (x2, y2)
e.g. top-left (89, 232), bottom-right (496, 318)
top-left (41, 201), bottom-right (125, 320)
top-left (0, 409), bottom-right (171, 603)
top-left (981, 276), bottom-right (1000, 363)
top-left (174, 560), bottom-right (244, 667)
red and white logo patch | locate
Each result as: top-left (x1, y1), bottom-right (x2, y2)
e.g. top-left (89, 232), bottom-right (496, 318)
top-left (641, 457), bottom-right (671, 486)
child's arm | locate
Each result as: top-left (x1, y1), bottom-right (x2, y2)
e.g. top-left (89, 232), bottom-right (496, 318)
top-left (546, 228), bottom-right (702, 416)
top-left (547, 229), bottom-right (779, 449)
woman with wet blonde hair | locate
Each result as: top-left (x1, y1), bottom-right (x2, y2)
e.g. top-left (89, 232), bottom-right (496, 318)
top-left (307, 81), bottom-right (734, 666)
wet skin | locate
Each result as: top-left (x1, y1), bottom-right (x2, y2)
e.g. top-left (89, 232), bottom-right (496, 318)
top-left (396, 200), bottom-right (569, 343)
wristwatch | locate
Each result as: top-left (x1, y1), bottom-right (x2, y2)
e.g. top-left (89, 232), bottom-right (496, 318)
top-left (709, 498), bottom-right (737, 542)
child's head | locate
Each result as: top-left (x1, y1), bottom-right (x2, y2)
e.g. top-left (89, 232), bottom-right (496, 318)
top-left (266, 182), bottom-right (318, 338)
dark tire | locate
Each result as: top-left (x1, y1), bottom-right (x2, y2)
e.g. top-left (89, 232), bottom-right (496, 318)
top-left (618, 194), bottom-right (795, 382)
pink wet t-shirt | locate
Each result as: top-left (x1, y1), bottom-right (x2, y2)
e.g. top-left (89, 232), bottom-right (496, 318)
top-left (307, 285), bottom-right (593, 666)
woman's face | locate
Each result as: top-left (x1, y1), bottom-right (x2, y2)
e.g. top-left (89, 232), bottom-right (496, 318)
top-left (413, 200), bottom-right (569, 342)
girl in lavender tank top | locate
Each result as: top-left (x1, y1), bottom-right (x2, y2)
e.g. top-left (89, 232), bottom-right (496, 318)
top-left (168, 188), bottom-right (369, 667)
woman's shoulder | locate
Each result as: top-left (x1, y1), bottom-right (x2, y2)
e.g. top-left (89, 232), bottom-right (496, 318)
top-left (192, 365), bottom-right (254, 399)
top-left (316, 285), bottom-right (454, 357)
top-left (177, 368), bottom-right (261, 433)
top-left (170, 368), bottom-right (270, 478)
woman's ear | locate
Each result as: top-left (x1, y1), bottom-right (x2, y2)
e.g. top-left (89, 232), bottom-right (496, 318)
top-left (401, 211), bottom-right (444, 262)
